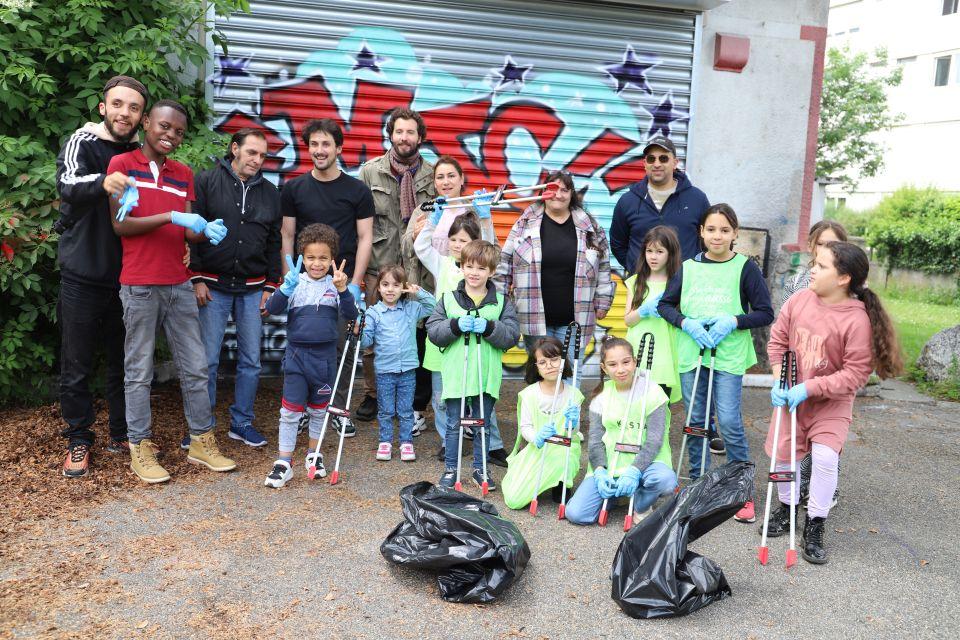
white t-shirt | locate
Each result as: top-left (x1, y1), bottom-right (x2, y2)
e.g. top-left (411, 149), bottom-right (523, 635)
top-left (519, 383), bottom-right (577, 443)
top-left (648, 183), bottom-right (677, 211)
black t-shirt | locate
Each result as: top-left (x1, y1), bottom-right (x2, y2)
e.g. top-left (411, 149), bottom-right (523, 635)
top-left (539, 213), bottom-right (577, 326)
top-left (280, 171), bottom-right (375, 277)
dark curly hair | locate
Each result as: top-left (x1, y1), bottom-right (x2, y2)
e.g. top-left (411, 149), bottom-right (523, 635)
top-left (386, 107), bottom-right (427, 140)
top-left (296, 223), bottom-right (339, 258)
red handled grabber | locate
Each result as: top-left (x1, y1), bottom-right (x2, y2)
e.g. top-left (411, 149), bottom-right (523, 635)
top-left (598, 339), bottom-right (647, 527)
top-left (557, 322), bottom-right (584, 520)
top-left (474, 311), bottom-right (490, 497)
top-left (529, 322), bottom-right (576, 517)
top-left (328, 310), bottom-right (367, 486)
top-left (624, 332), bottom-right (655, 532)
top-left (674, 346), bottom-right (717, 486)
top-left (419, 181), bottom-right (561, 212)
top-left (453, 323), bottom-right (473, 492)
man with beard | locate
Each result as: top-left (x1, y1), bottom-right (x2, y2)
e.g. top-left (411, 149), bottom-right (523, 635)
top-left (55, 75), bottom-right (148, 478)
top-left (188, 129), bottom-right (281, 449)
top-left (356, 108), bottom-right (435, 426)
top-left (281, 119), bottom-right (374, 437)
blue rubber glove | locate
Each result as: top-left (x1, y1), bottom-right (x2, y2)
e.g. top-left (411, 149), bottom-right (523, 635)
top-left (457, 315), bottom-right (474, 333)
top-left (616, 466), bottom-right (642, 498)
top-left (786, 383), bottom-right (808, 411)
top-left (638, 293), bottom-right (662, 318)
top-left (472, 189), bottom-right (493, 220)
top-left (471, 317), bottom-right (488, 334)
top-left (681, 318), bottom-right (715, 349)
top-left (594, 468), bottom-right (616, 499)
top-left (534, 423), bottom-right (556, 448)
top-left (771, 385), bottom-right (788, 408)
top-left (170, 211), bottom-right (208, 235)
top-left (429, 198), bottom-right (446, 227)
top-left (563, 404), bottom-right (580, 427)
top-left (707, 315), bottom-right (738, 345)
top-left (116, 183), bottom-right (139, 221)
top-left (347, 283), bottom-right (364, 311)
top-left (280, 254), bottom-right (302, 297)
top-left (203, 218), bottom-right (228, 245)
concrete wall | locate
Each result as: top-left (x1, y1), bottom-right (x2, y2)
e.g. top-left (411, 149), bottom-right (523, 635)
top-left (687, 0), bottom-right (830, 254)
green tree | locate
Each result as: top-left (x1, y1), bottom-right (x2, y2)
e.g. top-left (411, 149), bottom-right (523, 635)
top-left (0, 0), bottom-right (248, 404)
top-left (817, 46), bottom-right (902, 189)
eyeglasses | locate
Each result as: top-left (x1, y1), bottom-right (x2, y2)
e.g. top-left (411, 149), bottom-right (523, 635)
top-left (645, 154), bottom-right (672, 164)
top-left (535, 356), bottom-right (562, 367)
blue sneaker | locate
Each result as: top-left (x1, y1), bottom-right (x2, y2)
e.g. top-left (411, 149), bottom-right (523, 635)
top-left (180, 435), bottom-right (191, 450)
top-left (229, 423), bottom-right (267, 447)
top-left (439, 469), bottom-right (457, 489)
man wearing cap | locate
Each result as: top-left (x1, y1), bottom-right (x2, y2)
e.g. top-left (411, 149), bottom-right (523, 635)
top-left (55, 75), bottom-right (148, 478)
top-left (610, 135), bottom-right (710, 270)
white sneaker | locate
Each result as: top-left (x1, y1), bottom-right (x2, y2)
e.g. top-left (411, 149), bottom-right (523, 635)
top-left (264, 460), bottom-right (292, 488)
top-left (376, 442), bottom-right (392, 461)
top-left (400, 443), bottom-right (416, 462)
top-left (412, 412), bottom-right (426, 437)
top-left (305, 451), bottom-right (326, 478)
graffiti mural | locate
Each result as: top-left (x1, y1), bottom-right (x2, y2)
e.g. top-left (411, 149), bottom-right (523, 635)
top-left (213, 26), bottom-right (692, 376)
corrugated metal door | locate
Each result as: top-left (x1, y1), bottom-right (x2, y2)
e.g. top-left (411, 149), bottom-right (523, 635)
top-left (209, 0), bottom-right (698, 375)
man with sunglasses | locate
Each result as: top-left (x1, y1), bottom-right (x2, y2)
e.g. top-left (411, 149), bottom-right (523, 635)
top-left (610, 136), bottom-right (710, 270)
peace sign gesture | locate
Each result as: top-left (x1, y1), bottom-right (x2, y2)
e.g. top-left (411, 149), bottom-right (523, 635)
top-left (400, 283), bottom-right (421, 297)
top-left (279, 254), bottom-right (303, 296)
top-left (331, 259), bottom-right (348, 292)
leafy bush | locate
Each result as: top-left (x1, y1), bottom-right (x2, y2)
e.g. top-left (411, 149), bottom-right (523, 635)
top-left (0, 0), bottom-right (247, 405)
top-left (864, 187), bottom-right (960, 275)
top-left (824, 202), bottom-right (869, 237)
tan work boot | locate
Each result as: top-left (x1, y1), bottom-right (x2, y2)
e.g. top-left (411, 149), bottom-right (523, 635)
top-left (187, 431), bottom-right (237, 472)
top-left (130, 439), bottom-right (171, 484)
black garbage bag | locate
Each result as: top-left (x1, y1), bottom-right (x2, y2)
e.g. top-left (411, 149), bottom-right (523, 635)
top-left (611, 460), bottom-right (755, 619)
top-left (380, 481), bottom-right (531, 603)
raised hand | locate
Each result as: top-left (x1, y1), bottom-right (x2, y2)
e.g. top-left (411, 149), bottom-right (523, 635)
top-left (413, 212), bottom-right (428, 238)
top-left (401, 283), bottom-right (421, 297)
top-left (429, 198), bottom-right (446, 227)
top-left (280, 254), bottom-right (302, 296)
top-left (472, 189), bottom-right (493, 220)
top-left (204, 218), bottom-right (228, 245)
top-left (331, 259), bottom-right (348, 292)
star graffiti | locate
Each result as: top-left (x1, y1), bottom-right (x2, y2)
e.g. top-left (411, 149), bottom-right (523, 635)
top-left (645, 91), bottom-right (689, 139)
top-left (493, 55), bottom-right (532, 92)
top-left (353, 44), bottom-right (387, 74)
top-left (209, 54), bottom-right (253, 96)
top-left (603, 45), bottom-right (658, 94)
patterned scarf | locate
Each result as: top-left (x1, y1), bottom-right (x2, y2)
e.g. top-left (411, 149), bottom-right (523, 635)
top-left (388, 146), bottom-right (421, 223)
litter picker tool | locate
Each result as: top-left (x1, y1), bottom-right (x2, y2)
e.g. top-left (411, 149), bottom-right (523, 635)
top-left (674, 346), bottom-right (717, 485)
top-left (453, 317), bottom-right (475, 492)
top-left (419, 181), bottom-right (561, 212)
top-left (758, 351), bottom-right (798, 567)
top-left (556, 322), bottom-right (583, 520)
top-left (474, 310), bottom-right (490, 497)
top-left (328, 310), bottom-right (367, 486)
top-left (529, 322), bottom-right (575, 516)
top-left (624, 332), bottom-right (656, 532)
top-left (786, 352), bottom-right (799, 568)
top-left (306, 314), bottom-right (363, 479)
top-left (598, 340), bottom-right (648, 527)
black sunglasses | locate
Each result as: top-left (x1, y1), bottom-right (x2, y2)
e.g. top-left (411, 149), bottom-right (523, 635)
top-left (645, 154), bottom-right (672, 164)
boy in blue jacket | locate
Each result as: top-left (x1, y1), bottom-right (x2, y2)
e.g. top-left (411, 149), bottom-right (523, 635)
top-left (263, 223), bottom-right (358, 488)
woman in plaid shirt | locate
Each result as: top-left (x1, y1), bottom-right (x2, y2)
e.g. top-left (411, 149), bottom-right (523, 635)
top-left (494, 171), bottom-right (614, 370)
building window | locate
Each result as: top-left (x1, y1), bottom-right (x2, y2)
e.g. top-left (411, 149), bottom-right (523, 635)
top-left (935, 56), bottom-right (951, 86)
top-left (944, 0), bottom-right (958, 16)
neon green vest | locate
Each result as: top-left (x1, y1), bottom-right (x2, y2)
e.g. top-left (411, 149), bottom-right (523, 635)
top-left (599, 379), bottom-right (671, 477)
top-left (502, 383), bottom-right (584, 509)
top-left (423, 256), bottom-right (462, 371)
top-left (677, 253), bottom-right (757, 375)
top-left (439, 291), bottom-right (505, 400)
top-left (625, 276), bottom-right (681, 403)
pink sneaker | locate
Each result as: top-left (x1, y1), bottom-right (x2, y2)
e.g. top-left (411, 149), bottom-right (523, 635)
top-left (376, 442), bottom-right (392, 461)
top-left (734, 500), bottom-right (756, 523)
top-left (400, 443), bottom-right (416, 462)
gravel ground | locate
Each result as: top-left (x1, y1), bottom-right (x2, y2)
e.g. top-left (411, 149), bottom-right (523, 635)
top-left (2, 380), bottom-right (958, 639)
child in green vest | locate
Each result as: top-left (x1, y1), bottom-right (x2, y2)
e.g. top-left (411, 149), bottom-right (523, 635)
top-left (565, 337), bottom-right (674, 525)
top-left (501, 337), bottom-right (584, 509)
top-left (425, 240), bottom-right (520, 490)
top-left (658, 203), bottom-right (774, 524)
top-left (624, 225), bottom-right (682, 403)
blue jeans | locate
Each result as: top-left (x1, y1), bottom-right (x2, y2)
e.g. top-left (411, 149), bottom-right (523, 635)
top-left (565, 462), bottom-right (677, 525)
top-left (377, 370), bottom-right (416, 444)
top-left (523, 325), bottom-right (584, 386)
top-left (444, 394), bottom-right (495, 471)
top-left (431, 371), bottom-right (503, 450)
top-left (198, 288), bottom-right (263, 430)
top-left (680, 368), bottom-right (750, 479)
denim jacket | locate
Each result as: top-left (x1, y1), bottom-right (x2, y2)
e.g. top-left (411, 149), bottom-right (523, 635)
top-left (360, 289), bottom-right (436, 373)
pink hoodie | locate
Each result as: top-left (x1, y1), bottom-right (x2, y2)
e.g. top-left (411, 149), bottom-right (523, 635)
top-left (767, 288), bottom-right (873, 423)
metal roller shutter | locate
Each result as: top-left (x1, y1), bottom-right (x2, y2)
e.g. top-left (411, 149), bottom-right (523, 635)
top-left (209, 0), bottom-right (698, 376)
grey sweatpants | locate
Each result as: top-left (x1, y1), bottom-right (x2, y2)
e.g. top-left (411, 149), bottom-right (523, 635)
top-left (119, 282), bottom-right (214, 444)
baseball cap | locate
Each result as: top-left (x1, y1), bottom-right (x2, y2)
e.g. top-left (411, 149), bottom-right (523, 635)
top-left (642, 135), bottom-right (677, 156)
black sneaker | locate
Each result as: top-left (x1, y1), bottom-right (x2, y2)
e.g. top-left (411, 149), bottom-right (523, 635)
top-left (758, 502), bottom-right (792, 538)
top-left (709, 436), bottom-right (726, 455)
top-left (105, 438), bottom-right (129, 453)
top-left (462, 425), bottom-right (474, 440)
top-left (439, 469), bottom-right (457, 489)
top-left (471, 468), bottom-right (496, 491)
top-left (487, 448), bottom-right (508, 468)
top-left (802, 515), bottom-right (829, 564)
top-left (551, 483), bottom-right (566, 503)
top-left (355, 395), bottom-right (377, 422)
top-left (435, 446), bottom-right (446, 461)
top-left (333, 417), bottom-right (356, 438)
top-left (297, 412), bottom-right (309, 435)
